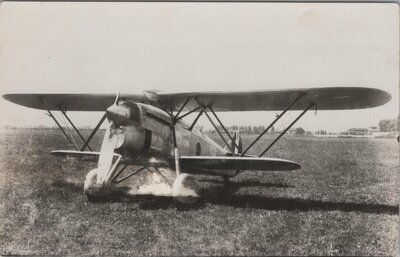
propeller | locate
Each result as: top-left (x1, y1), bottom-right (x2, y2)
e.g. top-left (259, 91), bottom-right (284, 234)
top-left (113, 91), bottom-right (120, 105)
top-left (96, 92), bottom-right (123, 184)
top-left (96, 121), bottom-right (119, 184)
top-left (105, 91), bottom-right (130, 127)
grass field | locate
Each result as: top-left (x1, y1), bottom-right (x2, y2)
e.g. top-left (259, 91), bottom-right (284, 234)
top-left (0, 128), bottom-right (398, 256)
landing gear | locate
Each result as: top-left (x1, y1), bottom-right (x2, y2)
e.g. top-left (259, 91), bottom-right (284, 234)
top-left (83, 168), bottom-right (115, 201)
top-left (83, 168), bottom-right (98, 193)
top-left (172, 173), bottom-right (200, 204)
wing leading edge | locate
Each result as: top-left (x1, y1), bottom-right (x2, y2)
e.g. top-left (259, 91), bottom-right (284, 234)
top-left (3, 87), bottom-right (391, 112)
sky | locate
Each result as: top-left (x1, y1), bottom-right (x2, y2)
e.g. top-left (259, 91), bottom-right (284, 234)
top-left (0, 2), bottom-right (398, 133)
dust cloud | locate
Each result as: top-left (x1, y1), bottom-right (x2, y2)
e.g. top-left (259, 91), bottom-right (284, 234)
top-left (127, 168), bottom-right (174, 196)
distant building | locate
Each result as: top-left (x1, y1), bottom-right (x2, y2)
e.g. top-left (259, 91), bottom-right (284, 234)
top-left (286, 127), bottom-right (306, 135)
top-left (368, 126), bottom-right (379, 133)
top-left (286, 128), bottom-right (296, 135)
top-left (348, 128), bottom-right (368, 135)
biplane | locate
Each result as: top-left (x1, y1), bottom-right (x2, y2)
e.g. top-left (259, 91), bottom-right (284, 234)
top-left (2, 87), bottom-right (391, 202)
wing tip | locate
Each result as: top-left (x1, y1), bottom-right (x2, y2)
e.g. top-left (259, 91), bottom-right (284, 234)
top-left (2, 93), bottom-right (13, 102)
top-left (381, 89), bottom-right (392, 106)
top-left (359, 87), bottom-right (392, 108)
top-left (292, 162), bottom-right (301, 170)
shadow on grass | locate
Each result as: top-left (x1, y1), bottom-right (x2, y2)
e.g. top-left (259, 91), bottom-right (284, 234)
top-left (207, 195), bottom-right (399, 215)
top-left (52, 180), bottom-right (83, 193)
top-left (52, 180), bottom-right (399, 215)
top-left (90, 187), bottom-right (399, 215)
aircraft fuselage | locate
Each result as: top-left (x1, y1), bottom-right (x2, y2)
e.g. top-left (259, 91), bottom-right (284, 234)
top-left (107, 101), bottom-right (233, 175)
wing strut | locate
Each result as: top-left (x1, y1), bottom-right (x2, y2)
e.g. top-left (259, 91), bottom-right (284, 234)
top-left (209, 106), bottom-right (241, 151)
top-left (171, 97), bottom-right (243, 155)
top-left (174, 97), bottom-right (192, 120)
top-left (39, 97), bottom-right (106, 152)
top-left (241, 92), bottom-right (305, 156)
top-left (80, 113), bottom-right (107, 151)
top-left (60, 108), bottom-right (93, 151)
top-left (39, 98), bottom-right (79, 151)
top-left (195, 99), bottom-right (235, 154)
top-left (259, 102), bottom-right (315, 157)
top-left (189, 109), bottom-right (204, 131)
top-left (176, 106), bottom-right (201, 121)
top-left (45, 110), bottom-right (79, 151)
top-left (170, 93), bottom-right (315, 158)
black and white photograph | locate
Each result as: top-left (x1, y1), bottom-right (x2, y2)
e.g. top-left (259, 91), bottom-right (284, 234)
top-left (0, 1), bottom-right (398, 256)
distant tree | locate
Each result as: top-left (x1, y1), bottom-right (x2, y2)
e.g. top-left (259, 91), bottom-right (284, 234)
top-left (379, 118), bottom-right (398, 132)
top-left (294, 127), bottom-right (305, 135)
top-left (246, 125), bottom-right (251, 134)
top-left (269, 126), bottom-right (275, 134)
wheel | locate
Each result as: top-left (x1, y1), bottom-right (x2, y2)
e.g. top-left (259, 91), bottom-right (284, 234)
top-left (84, 169), bottom-right (98, 193)
top-left (83, 168), bottom-right (113, 202)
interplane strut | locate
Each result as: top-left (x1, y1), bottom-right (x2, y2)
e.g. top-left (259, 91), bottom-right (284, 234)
top-left (45, 110), bottom-right (79, 151)
top-left (169, 94), bottom-right (316, 158)
top-left (41, 97), bottom-right (107, 152)
top-left (59, 108), bottom-right (93, 151)
top-left (259, 102), bottom-right (315, 156)
top-left (80, 113), bottom-right (107, 151)
top-left (241, 92), bottom-right (306, 156)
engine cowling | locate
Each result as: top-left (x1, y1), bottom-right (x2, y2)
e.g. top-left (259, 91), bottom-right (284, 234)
top-left (106, 101), bottom-right (141, 127)
top-left (106, 101), bottom-right (171, 154)
top-left (112, 123), bottom-right (150, 154)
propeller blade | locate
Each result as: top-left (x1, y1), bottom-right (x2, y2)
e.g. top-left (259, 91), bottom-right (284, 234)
top-left (96, 122), bottom-right (118, 183)
top-left (113, 91), bottom-right (120, 105)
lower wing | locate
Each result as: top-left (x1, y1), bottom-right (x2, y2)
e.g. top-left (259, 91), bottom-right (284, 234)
top-left (176, 156), bottom-right (301, 171)
top-left (51, 150), bottom-right (115, 162)
top-left (52, 150), bottom-right (300, 171)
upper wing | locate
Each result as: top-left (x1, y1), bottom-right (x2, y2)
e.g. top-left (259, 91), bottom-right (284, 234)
top-left (176, 156), bottom-right (301, 171)
top-left (160, 87), bottom-right (391, 111)
top-left (2, 87), bottom-right (391, 112)
top-left (2, 93), bottom-right (146, 111)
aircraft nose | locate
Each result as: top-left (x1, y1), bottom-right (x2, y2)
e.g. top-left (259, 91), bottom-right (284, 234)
top-left (106, 104), bottom-right (130, 125)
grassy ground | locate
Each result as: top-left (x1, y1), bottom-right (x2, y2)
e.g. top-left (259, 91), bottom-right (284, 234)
top-left (0, 128), bottom-right (398, 255)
